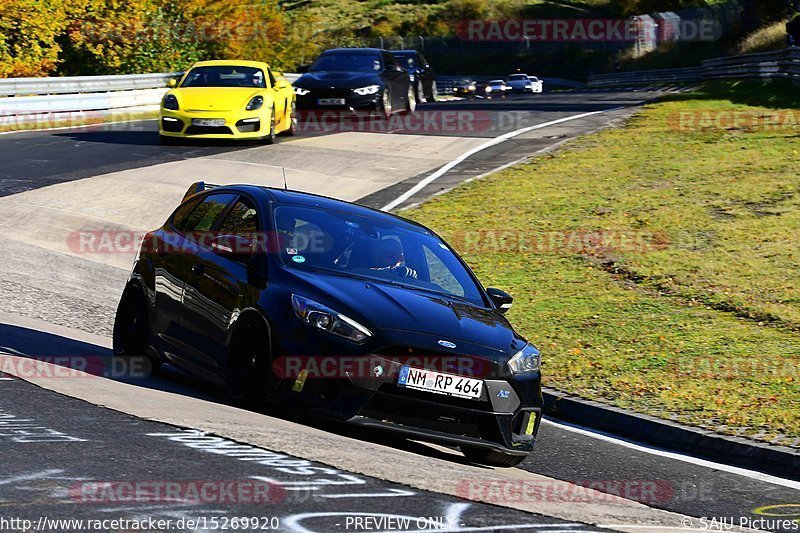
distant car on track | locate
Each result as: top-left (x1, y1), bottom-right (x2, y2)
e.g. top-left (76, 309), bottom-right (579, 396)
top-left (293, 48), bottom-right (415, 118)
top-left (390, 49), bottom-right (436, 103)
top-left (113, 183), bottom-right (543, 467)
top-left (477, 79), bottom-right (509, 99)
top-left (528, 76), bottom-right (544, 93)
top-left (451, 78), bottom-right (478, 98)
top-left (159, 60), bottom-right (296, 144)
top-left (506, 73), bottom-right (535, 93)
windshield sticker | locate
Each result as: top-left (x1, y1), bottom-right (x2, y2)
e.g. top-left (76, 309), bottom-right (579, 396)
top-left (292, 255), bottom-right (306, 263)
top-left (286, 248), bottom-right (298, 255)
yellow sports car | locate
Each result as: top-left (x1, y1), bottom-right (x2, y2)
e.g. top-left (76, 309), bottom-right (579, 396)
top-left (159, 60), bottom-right (296, 143)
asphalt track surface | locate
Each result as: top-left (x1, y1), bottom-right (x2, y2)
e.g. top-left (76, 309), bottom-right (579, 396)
top-left (1, 89), bottom-right (799, 532)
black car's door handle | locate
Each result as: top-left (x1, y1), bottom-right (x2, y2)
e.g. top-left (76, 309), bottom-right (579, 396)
top-left (191, 263), bottom-right (204, 276)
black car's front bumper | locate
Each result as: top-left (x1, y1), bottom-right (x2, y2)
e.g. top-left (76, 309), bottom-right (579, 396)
top-left (346, 354), bottom-right (542, 454)
top-left (295, 89), bottom-right (382, 112)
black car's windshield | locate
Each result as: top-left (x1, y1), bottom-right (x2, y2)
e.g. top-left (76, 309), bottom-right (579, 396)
top-left (181, 66), bottom-right (266, 88)
top-left (274, 205), bottom-right (485, 306)
top-left (393, 54), bottom-right (416, 69)
top-left (310, 53), bottom-right (382, 73)
top-left (509, 74), bottom-right (528, 80)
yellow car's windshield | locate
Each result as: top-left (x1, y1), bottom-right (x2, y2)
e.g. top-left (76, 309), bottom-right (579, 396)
top-left (182, 66), bottom-right (267, 88)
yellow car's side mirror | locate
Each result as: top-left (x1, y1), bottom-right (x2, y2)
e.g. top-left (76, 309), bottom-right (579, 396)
top-left (167, 79), bottom-right (177, 88)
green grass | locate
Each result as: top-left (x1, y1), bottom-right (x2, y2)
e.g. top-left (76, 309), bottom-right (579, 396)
top-left (403, 79), bottom-right (800, 446)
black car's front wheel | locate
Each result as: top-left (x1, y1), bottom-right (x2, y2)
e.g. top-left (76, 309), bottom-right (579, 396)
top-left (380, 89), bottom-right (392, 119)
top-left (405, 85), bottom-right (417, 114)
top-left (226, 317), bottom-right (271, 407)
top-left (460, 446), bottom-right (528, 468)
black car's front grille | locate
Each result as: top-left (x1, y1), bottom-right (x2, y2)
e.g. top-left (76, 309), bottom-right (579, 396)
top-left (184, 125), bottom-right (233, 135)
top-left (304, 88), bottom-right (353, 99)
top-left (360, 393), bottom-right (484, 438)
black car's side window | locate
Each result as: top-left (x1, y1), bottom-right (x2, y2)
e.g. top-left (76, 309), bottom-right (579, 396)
top-left (171, 198), bottom-right (202, 231)
top-left (177, 193), bottom-right (238, 235)
top-left (218, 198), bottom-right (259, 234)
top-left (383, 52), bottom-right (398, 70)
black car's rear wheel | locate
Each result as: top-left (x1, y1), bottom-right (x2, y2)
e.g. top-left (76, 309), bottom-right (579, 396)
top-left (428, 81), bottom-right (437, 102)
top-left (113, 285), bottom-right (161, 372)
top-left (460, 446), bottom-right (527, 468)
top-left (226, 317), bottom-right (271, 407)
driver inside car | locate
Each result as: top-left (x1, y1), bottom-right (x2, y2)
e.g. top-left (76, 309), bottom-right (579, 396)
top-left (368, 239), bottom-right (418, 279)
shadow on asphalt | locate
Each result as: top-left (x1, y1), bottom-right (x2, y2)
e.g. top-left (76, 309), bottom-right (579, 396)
top-left (0, 323), bottom-right (482, 467)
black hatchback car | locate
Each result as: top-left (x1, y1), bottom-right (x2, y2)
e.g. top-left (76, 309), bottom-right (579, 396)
top-left (113, 183), bottom-right (542, 467)
top-left (294, 48), bottom-right (414, 118)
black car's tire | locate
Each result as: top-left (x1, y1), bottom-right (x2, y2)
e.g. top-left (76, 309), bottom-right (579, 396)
top-left (460, 446), bottom-right (527, 468)
top-left (261, 108), bottom-right (276, 144)
top-left (405, 85), bottom-right (417, 114)
top-left (113, 285), bottom-right (161, 372)
top-left (416, 80), bottom-right (424, 103)
top-left (428, 81), bottom-right (437, 102)
top-left (380, 88), bottom-right (392, 119)
top-left (279, 101), bottom-right (297, 137)
top-left (225, 316), bottom-right (271, 407)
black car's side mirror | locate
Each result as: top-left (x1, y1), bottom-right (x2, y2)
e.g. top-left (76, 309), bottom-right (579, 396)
top-left (297, 65), bottom-right (310, 73)
top-left (210, 235), bottom-right (254, 263)
top-left (486, 288), bottom-right (513, 313)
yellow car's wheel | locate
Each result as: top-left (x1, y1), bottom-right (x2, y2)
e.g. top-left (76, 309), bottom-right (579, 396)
top-left (279, 101), bottom-right (297, 137)
top-left (261, 108), bottom-right (276, 145)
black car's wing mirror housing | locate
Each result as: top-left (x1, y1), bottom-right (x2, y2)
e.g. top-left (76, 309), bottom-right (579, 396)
top-left (486, 287), bottom-right (513, 313)
top-left (297, 65), bottom-right (310, 73)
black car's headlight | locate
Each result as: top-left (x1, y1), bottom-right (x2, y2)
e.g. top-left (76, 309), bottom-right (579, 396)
top-left (353, 85), bottom-right (380, 96)
top-left (163, 94), bottom-right (179, 110)
top-left (246, 96), bottom-right (264, 111)
top-left (294, 87), bottom-right (310, 96)
top-left (508, 343), bottom-right (540, 376)
top-left (291, 294), bottom-right (372, 344)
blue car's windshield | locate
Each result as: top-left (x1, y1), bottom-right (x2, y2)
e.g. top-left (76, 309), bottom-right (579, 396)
top-left (310, 53), bottom-right (382, 73)
top-left (181, 66), bottom-right (266, 88)
top-left (274, 205), bottom-right (485, 306)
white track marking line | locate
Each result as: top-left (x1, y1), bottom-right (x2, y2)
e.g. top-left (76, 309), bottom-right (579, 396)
top-left (380, 107), bottom-right (623, 211)
top-left (0, 118), bottom-right (155, 136)
top-left (542, 418), bottom-right (800, 491)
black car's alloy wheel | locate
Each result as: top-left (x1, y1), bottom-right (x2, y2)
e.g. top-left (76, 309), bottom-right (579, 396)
top-left (226, 317), bottom-right (270, 406)
top-left (381, 89), bottom-right (392, 119)
top-left (406, 85), bottom-right (417, 114)
top-left (460, 446), bottom-right (527, 467)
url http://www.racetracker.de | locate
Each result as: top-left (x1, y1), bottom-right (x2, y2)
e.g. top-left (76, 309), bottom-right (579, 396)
top-left (0, 515), bottom-right (282, 532)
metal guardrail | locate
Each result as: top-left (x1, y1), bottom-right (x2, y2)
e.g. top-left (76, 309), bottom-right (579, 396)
top-left (588, 47), bottom-right (800, 87)
top-left (0, 71), bottom-right (302, 119)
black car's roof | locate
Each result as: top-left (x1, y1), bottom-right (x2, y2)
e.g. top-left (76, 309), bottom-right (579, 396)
top-left (203, 184), bottom-right (433, 235)
top-left (390, 50), bottom-right (416, 55)
top-left (321, 48), bottom-right (384, 55)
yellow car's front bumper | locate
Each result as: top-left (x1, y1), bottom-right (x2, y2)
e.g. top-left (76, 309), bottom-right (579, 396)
top-left (159, 109), bottom-right (271, 140)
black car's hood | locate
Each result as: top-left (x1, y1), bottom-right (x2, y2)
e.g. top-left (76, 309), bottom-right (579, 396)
top-left (295, 71), bottom-right (382, 89)
top-left (284, 268), bottom-right (523, 355)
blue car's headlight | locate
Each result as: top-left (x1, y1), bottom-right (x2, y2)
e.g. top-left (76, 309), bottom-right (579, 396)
top-left (508, 343), bottom-right (540, 376)
top-left (163, 94), bottom-right (179, 110)
top-left (353, 85), bottom-right (380, 96)
top-left (291, 294), bottom-right (372, 344)
top-left (294, 87), bottom-right (310, 96)
top-left (246, 96), bottom-right (264, 111)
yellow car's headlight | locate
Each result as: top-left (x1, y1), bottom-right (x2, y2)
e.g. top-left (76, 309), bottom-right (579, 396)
top-left (246, 96), bottom-right (264, 111)
top-left (163, 94), bottom-right (179, 110)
